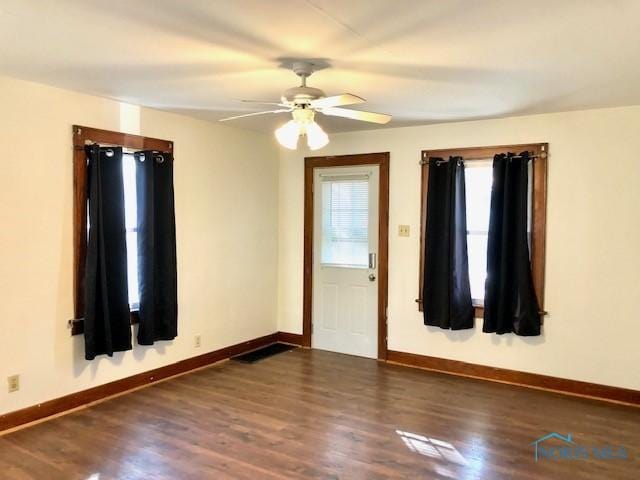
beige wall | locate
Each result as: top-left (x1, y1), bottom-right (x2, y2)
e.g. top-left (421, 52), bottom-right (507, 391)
top-left (1, 72), bottom-right (638, 417)
top-left (0, 75), bottom-right (280, 415)
top-left (278, 106), bottom-right (640, 390)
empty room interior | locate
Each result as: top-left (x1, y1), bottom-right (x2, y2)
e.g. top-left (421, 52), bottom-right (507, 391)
top-left (1, 1), bottom-right (640, 479)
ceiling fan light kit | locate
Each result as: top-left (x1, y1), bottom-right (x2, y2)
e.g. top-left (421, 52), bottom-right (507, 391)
top-left (275, 108), bottom-right (329, 150)
top-left (219, 61), bottom-right (391, 151)
top-left (274, 121), bottom-right (299, 149)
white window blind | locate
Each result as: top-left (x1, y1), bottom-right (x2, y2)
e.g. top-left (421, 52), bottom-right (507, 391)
top-left (320, 176), bottom-right (369, 267)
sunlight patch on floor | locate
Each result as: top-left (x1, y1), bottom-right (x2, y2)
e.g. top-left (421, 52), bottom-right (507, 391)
top-left (396, 430), bottom-right (468, 466)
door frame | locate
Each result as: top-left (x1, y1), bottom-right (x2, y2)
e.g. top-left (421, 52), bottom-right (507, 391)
top-left (303, 152), bottom-right (390, 360)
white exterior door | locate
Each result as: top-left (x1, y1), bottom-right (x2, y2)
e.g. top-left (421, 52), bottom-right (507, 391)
top-left (312, 165), bottom-right (379, 359)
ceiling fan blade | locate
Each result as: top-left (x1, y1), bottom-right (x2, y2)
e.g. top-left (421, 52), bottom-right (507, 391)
top-left (218, 109), bottom-right (291, 122)
top-left (241, 99), bottom-right (289, 107)
top-left (319, 107), bottom-right (391, 124)
top-left (311, 94), bottom-right (365, 108)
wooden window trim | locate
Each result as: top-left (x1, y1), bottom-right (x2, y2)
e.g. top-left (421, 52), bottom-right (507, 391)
top-left (70, 125), bottom-right (173, 335)
top-left (417, 143), bottom-right (548, 320)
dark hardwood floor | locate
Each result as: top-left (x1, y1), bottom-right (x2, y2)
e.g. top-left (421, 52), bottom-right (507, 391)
top-left (1, 348), bottom-right (638, 479)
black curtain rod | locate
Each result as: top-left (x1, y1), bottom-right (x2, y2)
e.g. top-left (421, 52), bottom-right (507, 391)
top-left (73, 144), bottom-right (171, 154)
top-left (419, 151), bottom-right (547, 165)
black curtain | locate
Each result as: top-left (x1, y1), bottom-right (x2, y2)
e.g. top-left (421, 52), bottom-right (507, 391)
top-left (423, 157), bottom-right (474, 330)
top-left (83, 145), bottom-right (132, 360)
top-left (483, 152), bottom-right (541, 336)
top-left (135, 151), bottom-right (178, 345)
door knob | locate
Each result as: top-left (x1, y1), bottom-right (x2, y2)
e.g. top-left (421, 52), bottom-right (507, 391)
top-left (368, 273), bottom-right (376, 282)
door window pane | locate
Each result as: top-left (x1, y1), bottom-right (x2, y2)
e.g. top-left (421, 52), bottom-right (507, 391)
top-left (321, 178), bottom-right (368, 267)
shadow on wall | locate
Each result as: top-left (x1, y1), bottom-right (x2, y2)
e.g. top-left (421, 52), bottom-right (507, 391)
top-left (424, 326), bottom-right (475, 343)
top-left (424, 324), bottom-right (546, 346)
top-left (490, 332), bottom-right (545, 347)
top-left (72, 325), bottom-right (171, 380)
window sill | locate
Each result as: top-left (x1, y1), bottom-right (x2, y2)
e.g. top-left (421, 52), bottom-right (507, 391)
top-left (68, 310), bottom-right (140, 336)
top-left (416, 299), bottom-right (484, 319)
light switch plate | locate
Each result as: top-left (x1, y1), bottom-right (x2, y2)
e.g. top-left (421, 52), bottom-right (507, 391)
top-left (8, 375), bottom-right (19, 393)
top-left (398, 225), bottom-right (410, 237)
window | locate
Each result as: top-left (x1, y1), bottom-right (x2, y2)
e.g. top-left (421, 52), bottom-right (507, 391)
top-left (122, 154), bottom-right (139, 308)
top-left (71, 125), bottom-right (173, 335)
top-left (464, 160), bottom-right (492, 304)
top-left (418, 143), bottom-right (547, 317)
top-left (85, 153), bottom-right (139, 308)
top-left (320, 176), bottom-right (369, 267)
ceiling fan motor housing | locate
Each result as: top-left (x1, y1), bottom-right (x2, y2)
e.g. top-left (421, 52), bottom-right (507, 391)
top-left (282, 61), bottom-right (325, 105)
top-left (282, 86), bottom-right (325, 106)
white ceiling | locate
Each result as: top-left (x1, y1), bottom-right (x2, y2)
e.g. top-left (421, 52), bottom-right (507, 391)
top-left (1, 0), bottom-right (639, 133)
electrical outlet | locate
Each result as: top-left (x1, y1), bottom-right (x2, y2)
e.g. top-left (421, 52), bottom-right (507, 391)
top-left (8, 375), bottom-right (19, 393)
top-left (194, 335), bottom-right (201, 348)
top-left (398, 225), bottom-right (410, 237)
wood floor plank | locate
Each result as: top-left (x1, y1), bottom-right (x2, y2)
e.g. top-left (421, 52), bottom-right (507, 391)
top-left (1, 349), bottom-right (638, 479)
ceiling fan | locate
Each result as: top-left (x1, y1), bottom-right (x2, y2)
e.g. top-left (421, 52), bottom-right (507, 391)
top-left (219, 61), bottom-right (392, 150)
